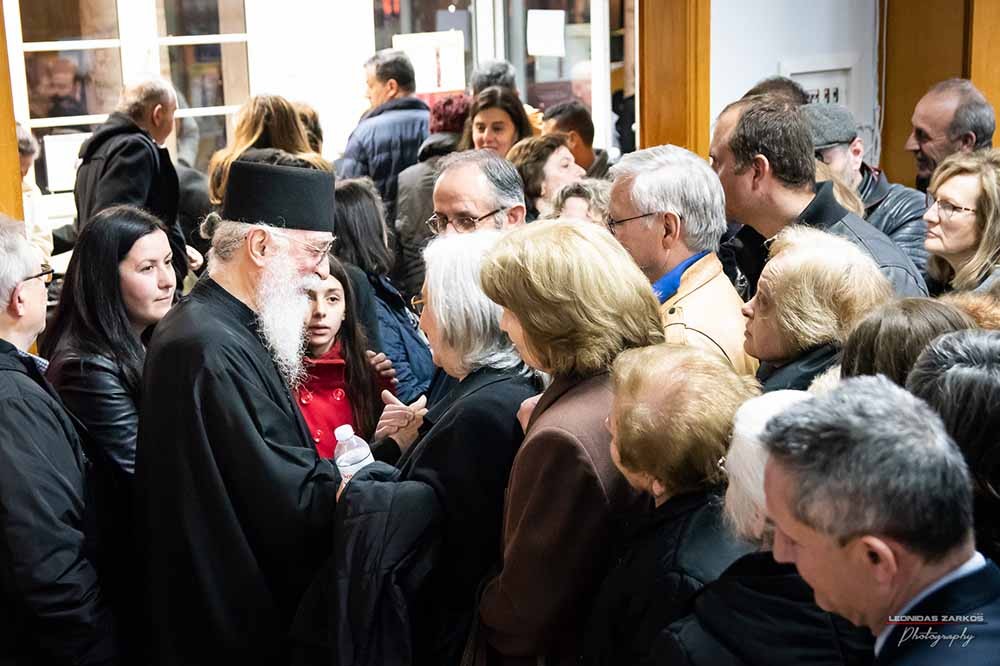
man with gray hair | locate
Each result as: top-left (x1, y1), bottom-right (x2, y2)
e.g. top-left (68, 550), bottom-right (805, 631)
top-left (136, 161), bottom-right (341, 664)
top-left (906, 78), bottom-right (995, 191)
top-left (0, 222), bottom-right (118, 664)
top-left (763, 375), bottom-right (1000, 665)
top-left (74, 76), bottom-right (198, 282)
top-left (427, 149), bottom-right (527, 236)
top-left (608, 145), bottom-right (757, 375)
top-left (341, 49), bottom-right (429, 224)
top-left (804, 103), bottom-right (928, 275)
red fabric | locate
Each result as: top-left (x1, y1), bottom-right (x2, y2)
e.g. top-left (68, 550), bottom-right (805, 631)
top-left (296, 344), bottom-right (355, 459)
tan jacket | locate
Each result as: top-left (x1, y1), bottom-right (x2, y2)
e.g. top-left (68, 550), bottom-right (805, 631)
top-left (478, 372), bottom-right (642, 665)
top-left (660, 253), bottom-right (758, 376)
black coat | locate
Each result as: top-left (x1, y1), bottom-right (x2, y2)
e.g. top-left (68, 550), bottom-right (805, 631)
top-left (393, 132), bottom-right (460, 301)
top-left (396, 367), bottom-right (540, 666)
top-left (0, 340), bottom-right (117, 665)
top-left (290, 463), bottom-right (442, 666)
top-left (135, 278), bottom-right (341, 665)
top-left (652, 551), bottom-right (873, 666)
top-left (876, 559), bottom-right (1000, 665)
top-left (74, 112), bottom-right (188, 283)
top-left (582, 490), bottom-right (753, 666)
top-left (340, 97), bottom-right (430, 224)
top-left (734, 182), bottom-right (927, 298)
top-left (859, 163), bottom-right (929, 277)
top-left (756, 344), bottom-right (840, 392)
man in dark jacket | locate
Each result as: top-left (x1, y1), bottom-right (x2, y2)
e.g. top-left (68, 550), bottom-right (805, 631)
top-left (340, 49), bottom-right (429, 225)
top-left (73, 78), bottom-right (197, 284)
top-left (804, 103), bottom-right (929, 276)
top-left (710, 95), bottom-right (926, 298)
top-left (542, 100), bottom-right (611, 179)
top-left (764, 376), bottom-right (1000, 666)
top-left (0, 224), bottom-right (117, 665)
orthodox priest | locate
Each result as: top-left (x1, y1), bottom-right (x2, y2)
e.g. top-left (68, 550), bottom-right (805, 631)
top-left (135, 160), bottom-right (341, 665)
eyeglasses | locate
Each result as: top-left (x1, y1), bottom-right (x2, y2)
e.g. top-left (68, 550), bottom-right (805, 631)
top-left (267, 229), bottom-right (335, 264)
top-left (926, 193), bottom-right (977, 221)
top-left (411, 295), bottom-right (425, 315)
top-left (605, 211), bottom-right (659, 236)
top-left (22, 264), bottom-right (54, 286)
top-left (425, 208), bottom-right (506, 235)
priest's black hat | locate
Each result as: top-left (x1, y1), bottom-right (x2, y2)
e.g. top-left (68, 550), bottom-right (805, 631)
top-left (221, 160), bottom-right (335, 233)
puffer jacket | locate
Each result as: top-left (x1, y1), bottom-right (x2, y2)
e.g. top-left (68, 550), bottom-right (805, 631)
top-left (370, 274), bottom-right (434, 404)
top-left (859, 163), bottom-right (929, 277)
top-left (339, 97), bottom-right (430, 224)
top-left (393, 132), bottom-right (460, 301)
top-left (582, 489), bottom-right (753, 666)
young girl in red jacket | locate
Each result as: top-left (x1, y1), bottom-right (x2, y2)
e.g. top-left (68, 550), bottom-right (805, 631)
top-left (297, 257), bottom-right (390, 457)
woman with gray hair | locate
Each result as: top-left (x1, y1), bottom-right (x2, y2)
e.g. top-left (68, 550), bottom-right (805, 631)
top-left (651, 391), bottom-right (875, 665)
top-left (370, 229), bottom-right (541, 665)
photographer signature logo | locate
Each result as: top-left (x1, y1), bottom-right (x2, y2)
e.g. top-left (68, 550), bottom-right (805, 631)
top-left (887, 614), bottom-right (985, 648)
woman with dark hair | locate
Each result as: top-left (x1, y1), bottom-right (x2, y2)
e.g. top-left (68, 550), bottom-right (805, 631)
top-left (460, 85), bottom-right (533, 157)
top-left (840, 297), bottom-right (976, 385)
top-left (334, 177), bottom-right (434, 404)
top-left (42, 204), bottom-right (176, 657)
top-left (296, 256), bottom-right (391, 453)
top-left (507, 133), bottom-right (585, 220)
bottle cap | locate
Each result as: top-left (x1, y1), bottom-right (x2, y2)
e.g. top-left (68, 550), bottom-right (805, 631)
top-left (334, 424), bottom-right (355, 442)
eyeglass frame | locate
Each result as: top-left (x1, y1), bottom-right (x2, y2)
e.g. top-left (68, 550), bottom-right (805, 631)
top-left (605, 211), bottom-right (664, 236)
top-left (425, 207), bottom-right (507, 235)
top-left (266, 228), bottom-right (336, 265)
top-left (926, 193), bottom-right (977, 221)
top-left (411, 294), bottom-right (425, 315)
top-left (22, 264), bottom-right (54, 286)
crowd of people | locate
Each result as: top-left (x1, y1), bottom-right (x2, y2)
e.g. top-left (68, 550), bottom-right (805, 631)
top-left (4, 47), bottom-right (1000, 666)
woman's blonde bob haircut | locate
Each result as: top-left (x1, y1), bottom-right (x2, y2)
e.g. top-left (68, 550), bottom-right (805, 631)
top-left (480, 219), bottom-right (664, 377)
top-left (764, 226), bottom-right (893, 354)
top-left (927, 148), bottom-right (1000, 290)
top-left (611, 344), bottom-right (761, 498)
top-left (207, 94), bottom-right (330, 204)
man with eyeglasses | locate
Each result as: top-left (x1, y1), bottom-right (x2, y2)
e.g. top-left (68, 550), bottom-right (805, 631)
top-left (428, 149), bottom-right (527, 237)
top-left (709, 95), bottom-right (927, 298)
top-left (608, 146), bottom-right (758, 375)
top-left (0, 222), bottom-right (118, 664)
top-left (135, 161), bottom-right (342, 665)
top-left (803, 103), bottom-right (929, 277)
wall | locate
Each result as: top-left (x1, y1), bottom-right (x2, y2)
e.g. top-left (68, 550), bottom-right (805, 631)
top-left (710, 0), bottom-right (880, 161)
top-left (245, 0), bottom-right (375, 161)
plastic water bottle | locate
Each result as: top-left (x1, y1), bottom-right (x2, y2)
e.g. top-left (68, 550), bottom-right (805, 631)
top-left (334, 424), bottom-right (374, 480)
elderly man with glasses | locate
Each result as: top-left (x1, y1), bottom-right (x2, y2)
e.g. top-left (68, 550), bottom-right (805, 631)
top-left (0, 220), bottom-right (118, 664)
top-left (427, 149), bottom-right (527, 236)
top-left (608, 145), bottom-right (757, 375)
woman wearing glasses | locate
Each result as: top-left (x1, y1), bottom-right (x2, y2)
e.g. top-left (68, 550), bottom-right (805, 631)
top-left (924, 149), bottom-right (1000, 294)
top-left (41, 204), bottom-right (176, 659)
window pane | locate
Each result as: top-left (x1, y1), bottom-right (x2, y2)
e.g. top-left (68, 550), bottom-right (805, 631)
top-left (157, 0), bottom-right (247, 36)
top-left (175, 114), bottom-right (228, 173)
top-left (20, 0), bottom-right (119, 42)
top-left (504, 0), bottom-right (591, 111)
top-left (374, 0), bottom-right (474, 94)
top-left (26, 49), bottom-right (123, 119)
top-left (161, 43), bottom-right (249, 108)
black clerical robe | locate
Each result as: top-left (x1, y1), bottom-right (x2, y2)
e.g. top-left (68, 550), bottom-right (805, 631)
top-left (135, 278), bottom-right (341, 665)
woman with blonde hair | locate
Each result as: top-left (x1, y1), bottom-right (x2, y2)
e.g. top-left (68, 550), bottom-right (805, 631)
top-left (207, 94), bottom-right (330, 203)
top-left (473, 219), bottom-right (664, 665)
top-left (924, 148), bottom-right (1000, 293)
top-left (741, 225), bottom-right (892, 391)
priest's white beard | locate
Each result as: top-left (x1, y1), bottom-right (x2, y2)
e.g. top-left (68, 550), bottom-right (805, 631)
top-left (256, 251), bottom-right (317, 389)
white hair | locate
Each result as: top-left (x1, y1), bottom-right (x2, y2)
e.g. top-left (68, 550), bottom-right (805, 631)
top-left (609, 144), bottom-right (727, 252)
top-left (423, 229), bottom-right (530, 376)
top-left (117, 76), bottom-right (176, 120)
top-left (724, 390), bottom-right (813, 547)
top-left (0, 222), bottom-right (35, 307)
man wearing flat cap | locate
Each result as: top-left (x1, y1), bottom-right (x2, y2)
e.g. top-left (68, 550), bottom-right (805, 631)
top-left (135, 161), bottom-right (341, 665)
top-left (804, 103), bottom-right (929, 275)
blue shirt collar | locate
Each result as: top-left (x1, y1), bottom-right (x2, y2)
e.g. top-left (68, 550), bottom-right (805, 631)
top-left (652, 251), bottom-right (709, 304)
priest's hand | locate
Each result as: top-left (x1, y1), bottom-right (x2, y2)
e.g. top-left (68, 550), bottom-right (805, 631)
top-left (366, 351), bottom-right (399, 388)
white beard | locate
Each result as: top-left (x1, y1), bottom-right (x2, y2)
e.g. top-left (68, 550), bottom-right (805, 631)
top-left (255, 252), bottom-right (318, 389)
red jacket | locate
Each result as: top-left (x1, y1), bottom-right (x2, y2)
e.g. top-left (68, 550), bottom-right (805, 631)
top-left (295, 344), bottom-right (393, 458)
